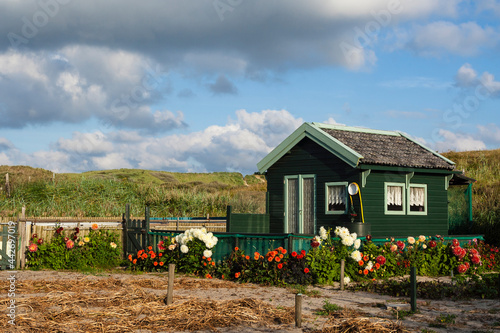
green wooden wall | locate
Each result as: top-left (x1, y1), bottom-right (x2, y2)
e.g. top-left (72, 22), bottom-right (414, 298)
top-left (265, 137), bottom-right (450, 237)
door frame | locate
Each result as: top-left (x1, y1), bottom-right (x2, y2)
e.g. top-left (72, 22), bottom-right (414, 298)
top-left (284, 174), bottom-right (316, 234)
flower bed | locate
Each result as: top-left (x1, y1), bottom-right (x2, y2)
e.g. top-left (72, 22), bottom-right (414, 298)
top-left (26, 224), bottom-right (121, 270)
top-left (127, 226), bottom-right (500, 288)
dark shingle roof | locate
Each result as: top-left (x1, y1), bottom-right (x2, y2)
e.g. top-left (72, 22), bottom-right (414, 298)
top-left (321, 128), bottom-right (455, 170)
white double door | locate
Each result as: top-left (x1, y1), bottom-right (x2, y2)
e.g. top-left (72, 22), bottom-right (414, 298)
top-left (285, 175), bottom-right (315, 234)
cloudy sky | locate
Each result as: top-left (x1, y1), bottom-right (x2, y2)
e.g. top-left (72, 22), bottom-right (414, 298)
top-left (0, 0), bottom-right (499, 175)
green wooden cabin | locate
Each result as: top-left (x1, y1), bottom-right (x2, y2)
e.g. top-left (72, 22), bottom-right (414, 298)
top-left (257, 122), bottom-right (466, 238)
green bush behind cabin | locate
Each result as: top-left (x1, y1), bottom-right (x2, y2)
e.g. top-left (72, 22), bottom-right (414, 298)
top-left (442, 149), bottom-right (500, 245)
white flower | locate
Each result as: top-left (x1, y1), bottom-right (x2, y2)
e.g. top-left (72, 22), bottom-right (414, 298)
top-left (342, 235), bottom-right (354, 247)
top-left (180, 244), bottom-right (189, 253)
top-left (110, 242), bottom-right (117, 249)
top-left (408, 236), bottom-right (415, 245)
top-left (354, 239), bottom-right (361, 250)
top-left (422, 244), bottom-right (427, 249)
top-left (203, 249), bottom-right (212, 258)
top-left (344, 276), bottom-right (351, 285)
top-left (418, 235), bottom-right (426, 242)
top-left (351, 250), bottom-right (362, 262)
top-left (351, 232), bottom-right (357, 241)
top-left (366, 261), bottom-right (373, 271)
top-left (168, 244), bottom-right (176, 251)
top-left (314, 235), bottom-right (322, 244)
top-left (319, 226), bottom-right (328, 240)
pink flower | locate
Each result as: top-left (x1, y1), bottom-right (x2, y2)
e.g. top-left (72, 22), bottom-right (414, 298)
top-left (66, 240), bottom-right (74, 249)
top-left (452, 239), bottom-right (459, 247)
top-left (390, 244), bottom-right (398, 252)
top-left (158, 240), bottom-right (166, 251)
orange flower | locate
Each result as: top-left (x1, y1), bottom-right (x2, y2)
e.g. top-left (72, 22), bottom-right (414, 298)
top-left (254, 252), bottom-right (260, 257)
top-left (207, 257), bottom-right (211, 262)
top-left (128, 254), bottom-right (132, 261)
top-left (159, 253), bottom-right (163, 257)
top-left (138, 250), bottom-right (144, 256)
top-left (205, 274), bottom-right (212, 279)
top-left (358, 270), bottom-right (363, 274)
top-left (154, 262), bottom-right (158, 266)
top-left (235, 272), bottom-right (241, 278)
top-left (370, 268), bottom-right (373, 272)
top-left (372, 278), bottom-right (376, 281)
top-left (278, 263), bottom-right (283, 269)
top-left (254, 255), bottom-right (260, 260)
top-left (91, 223), bottom-right (99, 230)
top-left (281, 249), bottom-right (287, 254)
top-left (203, 262), bottom-right (207, 266)
top-left (211, 261), bottom-right (215, 266)
top-left (241, 254), bottom-right (245, 258)
top-left (159, 261), bottom-right (164, 266)
top-left (234, 247), bottom-right (239, 251)
top-left (267, 256), bottom-right (273, 262)
top-left (148, 246), bottom-right (153, 251)
top-left (142, 253), bottom-right (147, 259)
top-left (358, 260), bottom-right (364, 266)
top-left (202, 256), bottom-right (206, 260)
top-left (363, 255), bottom-right (369, 262)
top-left (132, 259), bottom-right (137, 264)
top-left (260, 255), bottom-right (264, 259)
top-left (245, 255), bottom-right (250, 260)
top-left (375, 263), bottom-right (381, 270)
top-left (275, 256), bottom-right (281, 262)
top-left (363, 269), bottom-right (369, 275)
top-left (151, 253), bottom-right (156, 259)
top-left (277, 247), bottom-right (284, 253)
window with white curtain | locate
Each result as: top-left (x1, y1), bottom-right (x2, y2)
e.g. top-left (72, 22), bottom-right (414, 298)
top-left (325, 182), bottom-right (347, 214)
top-left (408, 184), bottom-right (427, 214)
top-left (385, 183), bottom-right (405, 214)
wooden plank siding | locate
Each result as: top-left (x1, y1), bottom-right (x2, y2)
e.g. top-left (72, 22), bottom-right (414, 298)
top-left (266, 137), bottom-right (358, 233)
top-left (265, 137), bottom-right (450, 237)
top-left (361, 172), bottom-right (449, 238)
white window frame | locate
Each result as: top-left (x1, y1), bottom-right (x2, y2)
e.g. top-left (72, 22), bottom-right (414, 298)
top-left (407, 184), bottom-right (427, 215)
top-left (325, 182), bottom-right (348, 215)
top-left (384, 182), bottom-right (406, 215)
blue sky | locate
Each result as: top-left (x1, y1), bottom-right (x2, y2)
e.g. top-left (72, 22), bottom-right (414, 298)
top-left (0, 0), bottom-right (499, 175)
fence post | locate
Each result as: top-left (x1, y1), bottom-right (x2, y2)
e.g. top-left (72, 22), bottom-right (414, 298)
top-left (145, 206), bottom-right (150, 248)
top-left (123, 204), bottom-right (130, 257)
top-left (410, 267), bottom-right (417, 312)
top-left (166, 263), bottom-right (175, 305)
top-left (226, 206), bottom-right (232, 232)
top-left (176, 217), bottom-right (179, 231)
top-left (295, 293), bottom-right (302, 327)
top-left (340, 260), bottom-right (345, 291)
top-left (287, 234), bottom-right (294, 253)
top-left (5, 173), bottom-right (10, 198)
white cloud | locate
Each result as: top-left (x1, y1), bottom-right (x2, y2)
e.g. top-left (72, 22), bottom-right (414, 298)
top-left (477, 123), bottom-right (500, 145)
top-left (433, 129), bottom-right (487, 152)
top-left (384, 110), bottom-right (427, 119)
top-left (56, 131), bottom-right (113, 155)
top-left (454, 63), bottom-right (500, 97)
top-left (92, 153), bottom-right (133, 170)
top-left (323, 117), bottom-right (346, 126)
top-left (395, 21), bottom-right (500, 57)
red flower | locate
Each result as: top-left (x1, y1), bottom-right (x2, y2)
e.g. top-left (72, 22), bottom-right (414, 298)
top-left (471, 254), bottom-right (481, 265)
top-left (365, 234), bottom-right (372, 241)
top-left (301, 250), bottom-right (306, 256)
top-left (457, 263), bottom-right (468, 274)
top-left (363, 255), bottom-right (369, 262)
top-left (291, 251), bottom-right (297, 257)
top-left (376, 255), bottom-right (386, 266)
top-left (153, 261), bottom-right (158, 266)
top-left (75, 227), bottom-right (80, 234)
top-left (234, 247), bottom-right (239, 251)
top-left (452, 239), bottom-right (459, 247)
top-left (32, 233), bottom-right (38, 239)
top-left (66, 240), bottom-right (74, 249)
top-left (246, 255), bottom-right (250, 260)
top-left (278, 263), bottom-right (283, 269)
top-left (363, 269), bottom-right (369, 275)
top-left (28, 243), bottom-right (38, 252)
top-left (358, 260), bottom-right (364, 266)
top-left (397, 241), bottom-right (405, 251)
top-left (37, 238), bottom-right (44, 245)
top-left (311, 241), bottom-right (320, 248)
top-left (235, 272), bottom-right (241, 278)
top-left (297, 254), bottom-right (304, 259)
top-left (304, 268), bottom-right (310, 274)
top-left (429, 240), bottom-right (437, 248)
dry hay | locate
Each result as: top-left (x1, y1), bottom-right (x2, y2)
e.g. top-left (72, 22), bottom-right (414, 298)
top-left (312, 308), bottom-right (409, 333)
top-left (0, 276), bottom-right (292, 333)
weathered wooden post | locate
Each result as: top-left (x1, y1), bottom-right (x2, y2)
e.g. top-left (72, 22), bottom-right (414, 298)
top-left (166, 264), bottom-right (175, 305)
top-left (226, 206), bottom-right (231, 232)
top-left (5, 173), bottom-right (10, 198)
top-left (340, 259), bottom-right (345, 291)
top-left (410, 266), bottom-right (417, 312)
top-left (295, 293), bottom-right (302, 327)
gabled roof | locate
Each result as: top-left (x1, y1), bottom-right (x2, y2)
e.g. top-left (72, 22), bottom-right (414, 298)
top-left (257, 122), bottom-right (455, 173)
